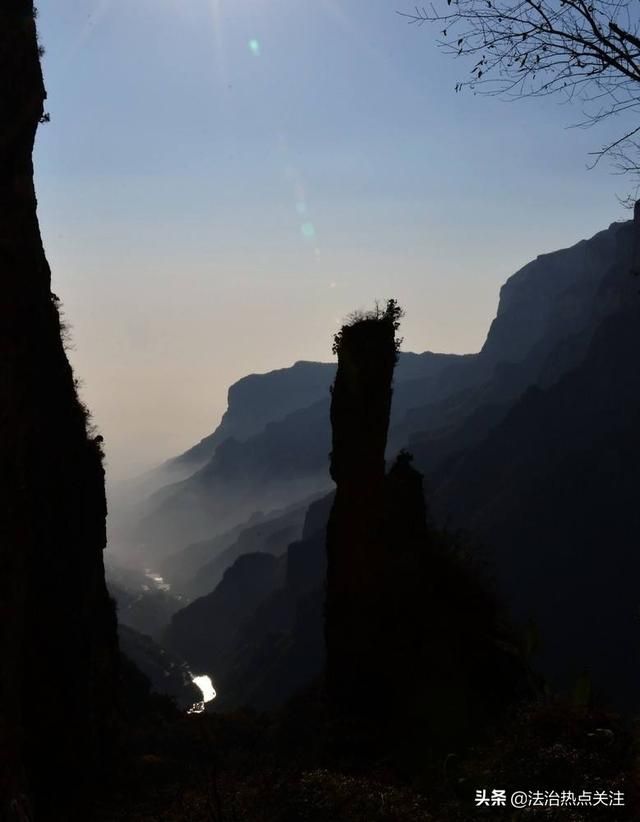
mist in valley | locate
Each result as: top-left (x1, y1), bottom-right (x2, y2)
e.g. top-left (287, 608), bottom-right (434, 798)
top-left (4, 1), bottom-right (640, 819)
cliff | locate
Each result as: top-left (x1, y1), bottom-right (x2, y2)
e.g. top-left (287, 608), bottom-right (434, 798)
top-left (169, 360), bottom-right (337, 473)
top-left (118, 350), bottom-right (466, 561)
top-left (125, 219), bottom-right (633, 569)
top-left (394, 218), bottom-right (634, 456)
top-left (429, 227), bottom-right (640, 703)
top-left (324, 303), bottom-right (529, 744)
top-left (325, 303), bottom-right (400, 712)
top-left (0, 4), bottom-right (118, 815)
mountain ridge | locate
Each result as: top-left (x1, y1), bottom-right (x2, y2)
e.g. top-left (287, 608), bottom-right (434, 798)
top-left (119, 217), bottom-right (632, 568)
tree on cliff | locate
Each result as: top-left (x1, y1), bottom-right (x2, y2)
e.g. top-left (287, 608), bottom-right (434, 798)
top-left (331, 299), bottom-right (404, 357)
top-left (401, 0), bottom-right (640, 188)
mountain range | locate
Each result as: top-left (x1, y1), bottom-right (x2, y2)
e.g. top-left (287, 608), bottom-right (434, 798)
top-left (111, 215), bottom-right (640, 709)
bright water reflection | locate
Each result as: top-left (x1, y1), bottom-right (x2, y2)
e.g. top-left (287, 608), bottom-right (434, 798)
top-left (188, 674), bottom-right (217, 714)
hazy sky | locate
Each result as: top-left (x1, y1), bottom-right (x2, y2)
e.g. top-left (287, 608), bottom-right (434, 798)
top-left (35, 0), bottom-right (631, 481)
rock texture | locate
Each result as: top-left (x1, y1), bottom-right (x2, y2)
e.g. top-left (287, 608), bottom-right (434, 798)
top-left (0, 4), bottom-right (117, 815)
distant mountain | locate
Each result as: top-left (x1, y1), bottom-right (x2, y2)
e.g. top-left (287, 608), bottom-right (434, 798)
top-left (427, 261), bottom-right (640, 703)
top-left (123, 352), bottom-right (467, 561)
top-left (406, 218), bottom-right (636, 485)
top-left (164, 493), bottom-right (333, 710)
top-left (391, 220), bottom-right (633, 459)
top-left (107, 560), bottom-right (185, 641)
top-left (172, 351), bottom-right (467, 472)
top-left (161, 215), bottom-right (640, 710)
top-left (168, 361), bottom-right (337, 473)
top-left (131, 399), bottom-right (333, 558)
top-left (124, 219), bottom-right (632, 567)
top-left (165, 551), bottom-right (287, 676)
top-left (161, 495), bottom-right (316, 601)
top-left (481, 222), bottom-right (625, 363)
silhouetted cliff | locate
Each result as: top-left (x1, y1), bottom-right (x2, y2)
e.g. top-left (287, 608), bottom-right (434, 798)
top-left (394, 218), bottom-right (635, 459)
top-left (124, 218), bottom-right (634, 571)
top-left (325, 302), bottom-right (401, 712)
top-left (0, 4), bottom-right (118, 815)
top-left (169, 361), bottom-right (337, 473)
top-left (164, 303), bottom-right (532, 729)
top-left (428, 222), bottom-right (640, 704)
top-left (118, 351), bottom-right (467, 561)
top-left (325, 303), bottom-right (529, 744)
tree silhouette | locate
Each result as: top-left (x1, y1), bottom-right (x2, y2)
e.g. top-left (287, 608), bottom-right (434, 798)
top-left (401, 0), bottom-right (640, 193)
top-left (332, 298), bottom-right (404, 357)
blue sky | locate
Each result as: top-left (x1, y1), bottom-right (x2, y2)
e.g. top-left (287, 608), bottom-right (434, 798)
top-left (35, 0), bottom-right (631, 479)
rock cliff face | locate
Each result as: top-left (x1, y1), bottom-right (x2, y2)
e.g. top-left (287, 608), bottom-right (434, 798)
top-left (325, 303), bottom-right (401, 713)
top-left (170, 361), bottom-right (337, 473)
top-left (165, 300), bottom-right (546, 726)
top-left (325, 304), bottom-right (529, 741)
top-left (430, 221), bottom-right (640, 704)
top-left (127, 219), bottom-right (634, 570)
top-left (395, 219), bottom-right (635, 457)
top-left (480, 221), bottom-right (628, 365)
top-left (0, 4), bottom-right (117, 815)
top-left (119, 351), bottom-right (467, 561)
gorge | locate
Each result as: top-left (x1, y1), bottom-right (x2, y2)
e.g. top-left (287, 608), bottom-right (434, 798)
top-left (3, 3), bottom-right (640, 817)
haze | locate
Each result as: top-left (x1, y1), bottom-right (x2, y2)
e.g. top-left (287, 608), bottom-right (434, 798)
top-left (34, 0), bottom-right (628, 481)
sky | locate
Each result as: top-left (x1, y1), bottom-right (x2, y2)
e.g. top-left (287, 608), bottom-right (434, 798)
top-left (35, 0), bottom-right (632, 481)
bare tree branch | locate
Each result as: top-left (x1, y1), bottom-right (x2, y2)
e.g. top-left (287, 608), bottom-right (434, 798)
top-left (399, 0), bottom-right (640, 188)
